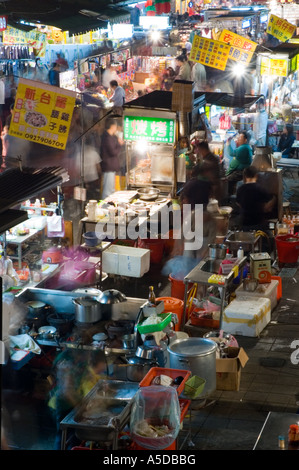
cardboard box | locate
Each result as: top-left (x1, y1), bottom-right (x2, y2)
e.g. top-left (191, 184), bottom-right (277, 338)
top-left (102, 245), bottom-right (150, 277)
top-left (222, 297), bottom-right (271, 337)
top-left (216, 347), bottom-right (249, 391)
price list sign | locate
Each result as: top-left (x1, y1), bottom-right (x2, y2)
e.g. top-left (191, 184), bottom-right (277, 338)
top-left (260, 57), bottom-right (288, 77)
top-left (123, 116), bottom-right (175, 144)
top-left (219, 29), bottom-right (257, 64)
top-left (189, 36), bottom-right (231, 71)
top-left (266, 14), bottom-right (296, 42)
top-left (9, 78), bottom-right (76, 150)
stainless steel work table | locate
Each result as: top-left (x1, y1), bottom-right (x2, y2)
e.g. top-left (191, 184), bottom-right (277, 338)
top-left (182, 256), bottom-right (247, 330)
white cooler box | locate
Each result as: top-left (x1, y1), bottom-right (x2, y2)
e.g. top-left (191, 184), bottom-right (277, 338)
top-left (102, 245), bottom-right (150, 277)
top-left (222, 297), bottom-right (271, 337)
top-left (235, 279), bottom-right (279, 311)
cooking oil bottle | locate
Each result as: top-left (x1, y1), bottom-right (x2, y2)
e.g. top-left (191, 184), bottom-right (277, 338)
top-left (148, 286), bottom-right (156, 306)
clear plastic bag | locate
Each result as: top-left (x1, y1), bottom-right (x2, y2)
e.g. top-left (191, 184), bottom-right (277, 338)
top-left (130, 386), bottom-right (180, 450)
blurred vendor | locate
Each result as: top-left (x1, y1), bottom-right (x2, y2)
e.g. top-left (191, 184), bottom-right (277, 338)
top-left (278, 124), bottom-right (296, 158)
top-left (226, 131), bottom-right (252, 196)
top-left (236, 166), bottom-right (276, 233)
top-left (191, 141), bottom-right (222, 200)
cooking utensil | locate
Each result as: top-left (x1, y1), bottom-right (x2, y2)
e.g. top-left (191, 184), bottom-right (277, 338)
top-left (105, 320), bottom-right (134, 339)
top-left (136, 345), bottom-right (156, 360)
top-left (26, 301), bottom-right (53, 329)
top-left (122, 334), bottom-right (136, 349)
top-left (38, 325), bottom-right (57, 339)
top-left (137, 187), bottom-right (160, 201)
top-left (208, 244), bottom-right (227, 260)
top-left (47, 312), bottom-right (74, 336)
top-left (98, 289), bottom-right (127, 319)
top-left (167, 338), bottom-right (217, 399)
top-left (126, 356), bottom-right (158, 382)
top-left (72, 296), bottom-right (102, 324)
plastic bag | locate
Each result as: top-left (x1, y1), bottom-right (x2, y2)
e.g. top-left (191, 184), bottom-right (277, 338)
top-left (130, 386), bottom-right (181, 450)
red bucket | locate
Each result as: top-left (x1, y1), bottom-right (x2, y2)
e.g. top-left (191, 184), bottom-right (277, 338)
top-left (168, 274), bottom-right (186, 300)
top-left (138, 238), bottom-right (165, 264)
top-left (275, 234), bottom-right (299, 263)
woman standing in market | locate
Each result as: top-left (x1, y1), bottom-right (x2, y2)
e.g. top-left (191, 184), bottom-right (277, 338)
top-left (175, 55), bottom-right (192, 81)
top-left (278, 124), bottom-right (296, 158)
top-left (226, 131), bottom-right (253, 196)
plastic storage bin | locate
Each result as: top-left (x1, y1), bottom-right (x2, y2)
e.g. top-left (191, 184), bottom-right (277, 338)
top-left (139, 367), bottom-right (191, 395)
top-left (184, 376), bottom-right (206, 399)
top-left (102, 245), bottom-right (150, 277)
top-left (235, 279), bottom-right (279, 311)
top-left (222, 297), bottom-right (271, 337)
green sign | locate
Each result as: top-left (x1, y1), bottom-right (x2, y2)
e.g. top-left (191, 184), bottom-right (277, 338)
top-left (123, 115), bottom-right (175, 144)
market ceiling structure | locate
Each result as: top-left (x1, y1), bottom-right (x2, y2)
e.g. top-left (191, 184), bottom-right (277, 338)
top-left (0, 0), bottom-right (131, 34)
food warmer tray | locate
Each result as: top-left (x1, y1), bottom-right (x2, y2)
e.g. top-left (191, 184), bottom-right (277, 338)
top-left (60, 380), bottom-right (139, 442)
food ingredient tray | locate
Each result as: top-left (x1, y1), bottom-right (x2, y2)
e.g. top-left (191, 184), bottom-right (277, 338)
top-left (60, 380), bottom-right (138, 442)
top-left (137, 312), bottom-right (172, 334)
top-left (139, 367), bottom-right (191, 395)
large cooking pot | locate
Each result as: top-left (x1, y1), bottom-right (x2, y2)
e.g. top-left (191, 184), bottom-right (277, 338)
top-left (208, 244), bottom-right (227, 260)
top-left (98, 289), bottom-right (127, 319)
top-left (72, 296), bottom-right (102, 324)
top-left (167, 338), bottom-right (217, 399)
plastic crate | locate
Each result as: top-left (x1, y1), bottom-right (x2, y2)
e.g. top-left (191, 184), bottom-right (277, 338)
top-left (137, 312), bottom-right (172, 334)
top-left (184, 375), bottom-right (206, 399)
top-left (139, 367), bottom-right (191, 395)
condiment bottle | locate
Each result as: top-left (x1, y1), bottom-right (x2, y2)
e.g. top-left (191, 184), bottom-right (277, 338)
top-left (237, 246), bottom-right (244, 259)
top-left (288, 424), bottom-right (299, 448)
top-left (148, 286), bottom-right (156, 306)
top-left (41, 197), bottom-right (47, 216)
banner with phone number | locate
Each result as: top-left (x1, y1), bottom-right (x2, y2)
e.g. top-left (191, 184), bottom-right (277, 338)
top-left (9, 78), bottom-right (76, 150)
top-left (190, 36), bottom-right (231, 71)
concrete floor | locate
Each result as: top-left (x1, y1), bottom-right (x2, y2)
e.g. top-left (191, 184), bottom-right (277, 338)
top-left (2, 260), bottom-right (299, 452)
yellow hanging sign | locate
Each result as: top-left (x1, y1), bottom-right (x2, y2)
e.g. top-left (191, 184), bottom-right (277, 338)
top-left (260, 57), bottom-right (288, 77)
top-left (190, 36), bottom-right (231, 71)
top-left (9, 78), bottom-right (76, 150)
top-left (266, 14), bottom-right (296, 42)
top-left (218, 29), bottom-right (257, 64)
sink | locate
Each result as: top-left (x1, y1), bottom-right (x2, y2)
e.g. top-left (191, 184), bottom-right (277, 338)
top-left (199, 259), bottom-right (222, 273)
top-left (226, 232), bottom-right (256, 243)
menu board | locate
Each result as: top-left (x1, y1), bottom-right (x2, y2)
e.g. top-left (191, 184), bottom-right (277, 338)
top-left (266, 14), bottom-right (296, 43)
top-left (260, 57), bottom-right (288, 77)
top-left (9, 78), bottom-right (76, 150)
top-left (218, 29), bottom-right (257, 64)
top-left (3, 25), bottom-right (46, 48)
top-left (123, 115), bottom-right (175, 144)
top-left (189, 36), bottom-right (231, 71)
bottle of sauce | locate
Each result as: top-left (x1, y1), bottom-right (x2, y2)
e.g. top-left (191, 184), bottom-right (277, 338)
top-left (148, 286), bottom-right (156, 306)
top-left (41, 197), bottom-right (47, 216)
top-left (288, 424), bottom-right (299, 449)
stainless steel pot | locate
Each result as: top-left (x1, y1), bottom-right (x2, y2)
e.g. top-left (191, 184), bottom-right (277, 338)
top-left (126, 356), bottom-right (158, 382)
top-left (167, 338), bottom-right (217, 399)
top-left (98, 289), bottom-right (127, 319)
top-left (72, 296), bottom-right (102, 323)
top-left (208, 244), bottom-right (227, 260)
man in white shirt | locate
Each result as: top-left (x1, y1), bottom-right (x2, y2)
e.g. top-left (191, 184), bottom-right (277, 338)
top-left (109, 80), bottom-right (126, 109)
top-left (252, 97), bottom-right (268, 147)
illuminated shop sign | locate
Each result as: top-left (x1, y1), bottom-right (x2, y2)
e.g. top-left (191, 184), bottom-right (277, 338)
top-left (124, 116), bottom-right (175, 144)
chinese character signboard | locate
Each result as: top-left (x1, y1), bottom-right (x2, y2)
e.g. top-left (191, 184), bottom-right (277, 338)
top-left (218, 29), bottom-right (257, 64)
top-left (260, 57), bottom-right (288, 77)
top-left (123, 116), bottom-right (175, 144)
top-left (9, 78), bottom-right (76, 150)
top-left (189, 36), bottom-right (231, 71)
top-left (3, 25), bottom-right (46, 48)
top-left (266, 14), bottom-right (296, 42)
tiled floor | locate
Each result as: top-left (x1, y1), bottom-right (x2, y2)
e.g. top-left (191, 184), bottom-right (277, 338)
top-left (2, 261), bottom-right (299, 451)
